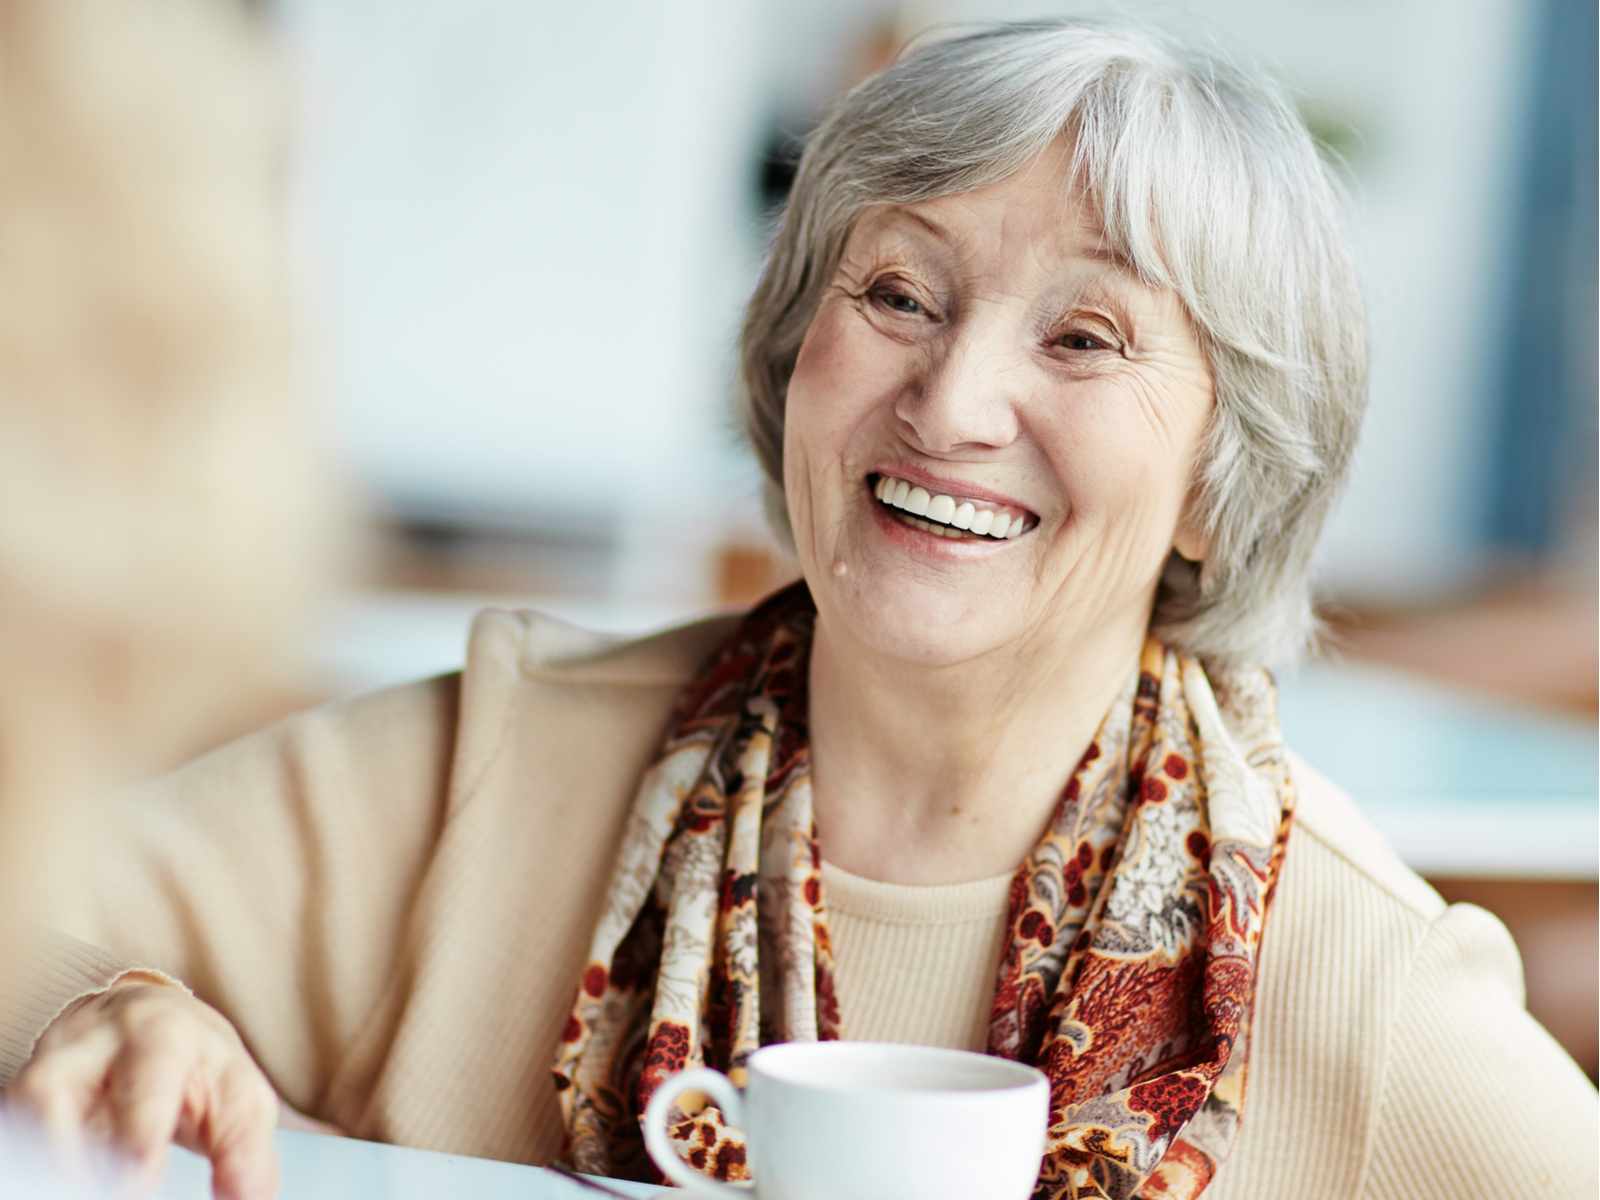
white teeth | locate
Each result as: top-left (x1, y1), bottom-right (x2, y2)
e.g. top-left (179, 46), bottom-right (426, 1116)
top-left (872, 474), bottom-right (1028, 541)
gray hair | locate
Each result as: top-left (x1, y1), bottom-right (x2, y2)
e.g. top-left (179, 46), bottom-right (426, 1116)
top-left (739, 20), bottom-right (1367, 666)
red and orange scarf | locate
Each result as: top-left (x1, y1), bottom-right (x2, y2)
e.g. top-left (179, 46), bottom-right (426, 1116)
top-left (554, 583), bottom-right (1293, 1199)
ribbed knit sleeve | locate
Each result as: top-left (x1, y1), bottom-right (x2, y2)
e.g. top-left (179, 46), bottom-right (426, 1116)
top-left (12, 609), bottom-right (733, 1163)
top-left (1363, 903), bottom-right (1598, 1199)
top-left (44, 672), bottom-right (464, 1119)
top-left (0, 932), bottom-right (178, 1085)
top-left (1206, 755), bottom-right (1596, 1200)
top-left (1206, 822), bottom-right (1436, 1196)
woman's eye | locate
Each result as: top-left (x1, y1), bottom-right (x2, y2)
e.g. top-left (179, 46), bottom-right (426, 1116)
top-left (878, 290), bottom-right (924, 315)
top-left (1059, 331), bottom-right (1108, 351)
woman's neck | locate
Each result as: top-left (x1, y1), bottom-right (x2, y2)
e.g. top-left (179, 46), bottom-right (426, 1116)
top-left (808, 607), bottom-right (1147, 886)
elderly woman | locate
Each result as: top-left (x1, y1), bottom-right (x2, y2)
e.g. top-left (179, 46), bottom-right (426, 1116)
top-left (5, 20), bottom-right (1594, 1200)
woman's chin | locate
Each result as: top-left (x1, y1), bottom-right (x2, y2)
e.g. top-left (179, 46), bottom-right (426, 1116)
top-left (815, 566), bottom-right (1026, 668)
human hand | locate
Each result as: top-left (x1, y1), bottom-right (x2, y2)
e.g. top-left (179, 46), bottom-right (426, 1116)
top-left (6, 979), bottom-right (279, 1199)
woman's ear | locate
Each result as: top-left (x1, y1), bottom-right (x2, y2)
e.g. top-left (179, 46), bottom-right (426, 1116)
top-left (1172, 512), bottom-right (1207, 563)
top-left (1172, 471), bottom-right (1209, 562)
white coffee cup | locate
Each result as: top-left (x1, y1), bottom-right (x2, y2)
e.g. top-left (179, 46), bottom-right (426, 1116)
top-left (641, 1041), bottom-right (1049, 1200)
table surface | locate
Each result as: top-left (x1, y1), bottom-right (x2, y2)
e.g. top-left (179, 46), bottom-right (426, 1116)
top-left (157, 1131), bottom-right (670, 1200)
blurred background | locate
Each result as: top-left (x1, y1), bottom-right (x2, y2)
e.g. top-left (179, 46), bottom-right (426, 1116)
top-left (261, 0), bottom-right (1598, 674)
top-left (242, 0), bottom-right (1593, 1072)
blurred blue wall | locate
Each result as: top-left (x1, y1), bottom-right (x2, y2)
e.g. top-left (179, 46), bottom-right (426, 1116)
top-left (1482, 0), bottom-right (1597, 561)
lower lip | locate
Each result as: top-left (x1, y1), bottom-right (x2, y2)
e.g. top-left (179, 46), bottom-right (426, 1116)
top-left (869, 495), bottom-right (1020, 558)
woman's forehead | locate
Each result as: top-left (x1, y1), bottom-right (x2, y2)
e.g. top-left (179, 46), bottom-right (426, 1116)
top-left (852, 140), bottom-right (1134, 264)
top-left (847, 188), bottom-right (1143, 292)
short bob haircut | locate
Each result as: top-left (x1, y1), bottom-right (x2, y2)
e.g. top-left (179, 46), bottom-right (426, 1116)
top-left (739, 20), bottom-right (1367, 666)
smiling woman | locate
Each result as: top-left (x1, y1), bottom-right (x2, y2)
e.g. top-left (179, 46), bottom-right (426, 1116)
top-left (785, 147), bottom-right (1223, 885)
top-left (3, 19), bottom-right (1594, 1200)
top-left (744, 25), bottom-right (1363, 670)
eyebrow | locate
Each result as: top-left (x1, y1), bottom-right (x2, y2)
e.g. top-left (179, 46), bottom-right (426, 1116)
top-left (883, 205), bottom-right (950, 242)
top-left (1078, 238), bottom-right (1139, 275)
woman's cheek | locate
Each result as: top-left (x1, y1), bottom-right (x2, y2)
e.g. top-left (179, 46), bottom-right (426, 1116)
top-left (791, 302), bottom-right (853, 386)
top-left (802, 304), bottom-right (911, 417)
top-left (1046, 430), bottom-right (1177, 554)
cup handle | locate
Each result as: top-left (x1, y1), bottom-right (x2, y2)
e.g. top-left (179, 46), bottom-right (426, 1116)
top-left (641, 1067), bottom-right (751, 1194)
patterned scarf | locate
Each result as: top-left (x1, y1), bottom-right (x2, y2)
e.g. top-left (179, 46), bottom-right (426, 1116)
top-left (553, 583), bottom-right (1293, 1199)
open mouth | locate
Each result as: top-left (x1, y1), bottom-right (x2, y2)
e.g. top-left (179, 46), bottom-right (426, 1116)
top-left (870, 473), bottom-right (1035, 540)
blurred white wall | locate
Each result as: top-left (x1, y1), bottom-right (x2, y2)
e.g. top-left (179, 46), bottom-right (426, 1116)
top-left (281, 0), bottom-right (767, 599)
top-left (280, 0), bottom-right (1540, 606)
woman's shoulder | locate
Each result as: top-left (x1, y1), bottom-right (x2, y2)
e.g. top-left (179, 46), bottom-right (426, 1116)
top-left (1226, 753), bottom-right (1597, 1198)
top-left (432, 607), bottom-right (740, 816)
top-left (448, 607), bottom-right (739, 789)
top-left (1281, 749), bottom-right (1445, 923)
top-left (90, 608), bottom-right (743, 903)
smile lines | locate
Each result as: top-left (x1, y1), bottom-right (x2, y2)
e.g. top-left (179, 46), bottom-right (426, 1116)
top-left (872, 474), bottom-right (1029, 540)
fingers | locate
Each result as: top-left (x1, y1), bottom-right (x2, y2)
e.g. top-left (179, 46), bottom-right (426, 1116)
top-left (6, 982), bottom-right (282, 1200)
top-left (7, 1019), bottom-right (122, 1154)
top-left (184, 1058), bottom-right (280, 1200)
top-left (106, 1015), bottom-right (202, 1191)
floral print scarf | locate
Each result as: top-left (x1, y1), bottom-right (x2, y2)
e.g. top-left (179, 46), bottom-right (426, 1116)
top-left (553, 583), bottom-right (1293, 1199)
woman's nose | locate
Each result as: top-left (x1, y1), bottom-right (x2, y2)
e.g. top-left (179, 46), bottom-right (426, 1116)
top-left (893, 317), bottom-right (1022, 454)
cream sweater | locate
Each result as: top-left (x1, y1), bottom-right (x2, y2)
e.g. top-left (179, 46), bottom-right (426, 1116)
top-left (2, 609), bottom-right (1593, 1198)
top-left (824, 861), bottom-right (1014, 1052)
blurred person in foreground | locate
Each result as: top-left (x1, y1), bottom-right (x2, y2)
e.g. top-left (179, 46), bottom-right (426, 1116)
top-left (6, 21), bottom-right (1597, 1200)
top-left (0, 0), bottom-right (330, 1196)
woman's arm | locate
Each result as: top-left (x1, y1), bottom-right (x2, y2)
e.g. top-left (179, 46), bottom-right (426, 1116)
top-left (5, 607), bottom-right (731, 1174)
top-left (1362, 901), bottom-right (1598, 1197)
top-left (29, 671), bottom-right (464, 1120)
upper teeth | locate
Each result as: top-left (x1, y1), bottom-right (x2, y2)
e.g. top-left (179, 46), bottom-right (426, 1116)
top-left (873, 475), bottom-right (1027, 539)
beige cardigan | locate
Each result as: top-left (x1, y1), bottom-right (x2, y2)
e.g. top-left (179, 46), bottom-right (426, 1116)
top-left (5, 609), bottom-right (1595, 1197)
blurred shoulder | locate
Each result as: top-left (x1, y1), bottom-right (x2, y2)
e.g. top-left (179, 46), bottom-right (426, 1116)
top-left (442, 607), bottom-right (740, 808)
top-left (120, 609), bottom-right (739, 819)
top-left (464, 607), bottom-right (740, 691)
